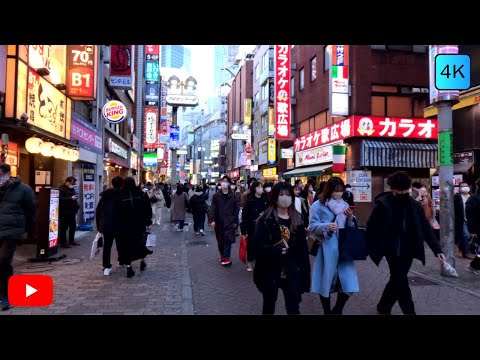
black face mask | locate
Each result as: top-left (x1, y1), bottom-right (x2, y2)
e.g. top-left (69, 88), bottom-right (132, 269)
top-left (394, 193), bottom-right (410, 200)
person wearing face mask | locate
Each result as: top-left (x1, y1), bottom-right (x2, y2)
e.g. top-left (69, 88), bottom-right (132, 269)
top-left (342, 184), bottom-right (355, 207)
top-left (263, 182), bottom-right (274, 205)
top-left (205, 182), bottom-right (216, 210)
top-left (454, 182), bottom-right (474, 259)
top-left (293, 185), bottom-right (309, 229)
top-left (59, 176), bottom-right (81, 248)
top-left (208, 175), bottom-right (240, 266)
top-left (241, 181), bottom-right (268, 271)
top-left (309, 177), bottom-right (359, 315)
top-left (0, 163), bottom-right (36, 311)
top-left (366, 171), bottom-right (445, 315)
top-left (412, 182), bottom-right (439, 235)
top-left (466, 177), bottom-right (480, 273)
top-left (251, 182), bottom-right (310, 314)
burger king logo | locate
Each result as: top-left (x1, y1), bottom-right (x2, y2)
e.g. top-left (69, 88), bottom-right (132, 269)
top-left (103, 100), bottom-right (127, 124)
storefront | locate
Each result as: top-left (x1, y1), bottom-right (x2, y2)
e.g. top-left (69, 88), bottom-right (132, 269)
top-left (104, 135), bottom-right (129, 189)
top-left (290, 115), bottom-right (439, 226)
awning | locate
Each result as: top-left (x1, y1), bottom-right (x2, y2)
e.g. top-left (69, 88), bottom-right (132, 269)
top-left (282, 164), bottom-right (332, 178)
top-left (361, 140), bottom-right (438, 168)
top-left (433, 162), bottom-right (473, 175)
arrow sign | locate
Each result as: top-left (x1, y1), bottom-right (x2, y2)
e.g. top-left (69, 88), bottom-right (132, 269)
top-left (26, 284), bottom-right (38, 298)
top-left (352, 183), bottom-right (370, 189)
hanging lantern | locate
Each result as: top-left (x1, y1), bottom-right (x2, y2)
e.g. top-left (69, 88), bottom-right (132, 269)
top-left (25, 137), bottom-right (43, 154)
top-left (70, 149), bottom-right (79, 162)
top-left (52, 145), bottom-right (64, 159)
top-left (40, 142), bottom-right (55, 157)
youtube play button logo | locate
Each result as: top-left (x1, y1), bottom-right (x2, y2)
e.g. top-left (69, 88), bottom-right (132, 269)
top-left (8, 275), bottom-right (54, 307)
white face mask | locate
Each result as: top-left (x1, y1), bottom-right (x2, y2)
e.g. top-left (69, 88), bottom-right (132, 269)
top-left (221, 182), bottom-right (229, 189)
top-left (419, 188), bottom-right (428, 196)
top-left (265, 187), bottom-right (272, 193)
top-left (277, 195), bottom-right (292, 209)
top-left (255, 187), bottom-right (264, 195)
top-left (217, 186), bottom-right (221, 190)
top-left (230, 185), bottom-right (236, 190)
top-left (240, 184), bottom-right (245, 188)
top-left (210, 186), bottom-right (215, 190)
top-left (345, 188), bottom-right (351, 193)
top-left (461, 186), bottom-right (470, 194)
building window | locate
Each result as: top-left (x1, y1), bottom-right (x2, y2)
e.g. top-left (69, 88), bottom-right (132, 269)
top-left (254, 92), bottom-right (259, 108)
top-left (291, 76), bottom-right (295, 97)
top-left (262, 52), bottom-right (268, 72)
top-left (387, 96), bottom-right (412, 117)
top-left (254, 120), bottom-right (259, 136)
top-left (310, 56), bottom-right (317, 81)
top-left (371, 84), bottom-right (428, 118)
top-left (255, 63), bottom-right (259, 80)
top-left (371, 96), bottom-right (386, 116)
top-left (323, 46), bottom-right (330, 71)
top-left (261, 114), bottom-right (268, 132)
top-left (262, 83), bottom-right (268, 101)
top-left (371, 45), bottom-right (426, 53)
top-left (299, 67), bottom-right (304, 90)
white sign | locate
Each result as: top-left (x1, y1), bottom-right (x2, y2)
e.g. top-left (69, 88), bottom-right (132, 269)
top-left (165, 94), bottom-right (199, 106)
top-left (348, 170), bottom-right (372, 202)
top-left (102, 100), bottom-right (127, 124)
top-left (431, 174), bottom-right (463, 187)
top-left (331, 93), bottom-right (349, 116)
top-left (295, 145), bottom-right (332, 167)
top-left (332, 78), bottom-right (349, 93)
top-left (231, 133), bottom-right (250, 140)
top-left (280, 148), bottom-right (294, 159)
top-left (108, 138), bottom-right (128, 159)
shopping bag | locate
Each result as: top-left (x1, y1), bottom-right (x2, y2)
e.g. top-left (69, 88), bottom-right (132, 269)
top-left (239, 235), bottom-right (247, 264)
top-left (338, 224), bottom-right (368, 261)
top-left (146, 233), bottom-right (157, 247)
top-left (90, 232), bottom-right (103, 260)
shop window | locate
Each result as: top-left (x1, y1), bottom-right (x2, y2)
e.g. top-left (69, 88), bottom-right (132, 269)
top-left (310, 56), bottom-right (317, 81)
top-left (386, 96), bottom-right (412, 117)
top-left (323, 46), bottom-right (330, 71)
top-left (413, 97), bottom-right (428, 117)
top-left (300, 120), bottom-right (309, 136)
top-left (371, 96), bottom-right (385, 116)
top-left (299, 67), bottom-right (304, 90)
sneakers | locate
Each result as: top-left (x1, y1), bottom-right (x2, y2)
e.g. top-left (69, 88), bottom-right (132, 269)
top-left (200, 229), bottom-right (205, 236)
top-left (195, 231), bottom-right (200, 235)
top-left (221, 257), bottom-right (232, 266)
top-left (466, 265), bottom-right (480, 275)
top-left (376, 304), bottom-right (391, 315)
top-left (1, 297), bottom-right (12, 311)
top-left (246, 261), bottom-right (254, 272)
top-left (103, 267), bottom-right (112, 276)
top-left (140, 261), bottom-right (147, 271)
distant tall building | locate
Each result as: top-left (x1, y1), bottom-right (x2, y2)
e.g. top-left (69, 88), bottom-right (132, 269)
top-left (161, 45), bottom-right (191, 73)
top-left (212, 45), bottom-right (240, 106)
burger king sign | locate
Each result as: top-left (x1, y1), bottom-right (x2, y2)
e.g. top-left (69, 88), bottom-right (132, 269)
top-left (102, 100), bottom-right (127, 124)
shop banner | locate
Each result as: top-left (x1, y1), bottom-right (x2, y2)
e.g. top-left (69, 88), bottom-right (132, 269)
top-left (48, 189), bottom-right (60, 248)
top-left (82, 165), bottom-right (95, 223)
top-left (66, 45), bottom-right (96, 100)
top-left (274, 45), bottom-right (291, 139)
top-left (109, 45), bottom-right (133, 88)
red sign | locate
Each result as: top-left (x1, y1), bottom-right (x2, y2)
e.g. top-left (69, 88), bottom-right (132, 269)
top-left (66, 45), bottom-right (96, 100)
top-left (351, 115), bottom-right (438, 140)
top-left (6, 142), bottom-right (18, 166)
top-left (275, 45), bottom-right (291, 140)
top-left (294, 118), bottom-right (353, 152)
top-left (110, 45), bottom-right (132, 76)
top-left (8, 275), bottom-right (54, 307)
top-left (294, 116), bottom-right (438, 152)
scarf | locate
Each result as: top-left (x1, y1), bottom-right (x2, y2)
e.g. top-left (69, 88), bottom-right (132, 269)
top-left (326, 198), bottom-right (347, 229)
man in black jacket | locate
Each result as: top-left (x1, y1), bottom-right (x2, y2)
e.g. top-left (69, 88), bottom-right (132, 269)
top-left (466, 177), bottom-right (480, 273)
top-left (59, 176), bottom-right (80, 248)
top-left (96, 176), bottom-right (123, 276)
top-left (366, 171), bottom-right (445, 315)
top-left (0, 163), bottom-right (36, 310)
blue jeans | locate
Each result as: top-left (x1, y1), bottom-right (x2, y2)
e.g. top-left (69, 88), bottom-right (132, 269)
top-left (175, 220), bottom-right (184, 230)
top-left (460, 222), bottom-right (471, 256)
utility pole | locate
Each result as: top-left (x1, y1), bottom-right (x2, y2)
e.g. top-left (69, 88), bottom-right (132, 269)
top-left (170, 105), bottom-right (178, 186)
top-left (428, 45), bottom-right (460, 274)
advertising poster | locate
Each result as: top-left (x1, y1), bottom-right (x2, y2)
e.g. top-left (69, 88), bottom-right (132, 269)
top-left (169, 125), bottom-right (180, 149)
top-left (66, 45), bottom-right (96, 100)
top-left (82, 165), bottom-right (95, 223)
top-left (145, 82), bottom-right (159, 102)
top-left (48, 189), bottom-right (60, 248)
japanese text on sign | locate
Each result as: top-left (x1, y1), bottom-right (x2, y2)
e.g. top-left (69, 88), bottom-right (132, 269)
top-left (83, 165), bottom-right (95, 223)
top-left (352, 116), bottom-right (438, 139)
top-left (275, 45), bottom-right (290, 139)
top-left (294, 118), bottom-right (352, 152)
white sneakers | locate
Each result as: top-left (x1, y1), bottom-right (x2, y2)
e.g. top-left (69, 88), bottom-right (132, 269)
top-left (103, 268), bottom-right (112, 276)
top-left (246, 261), bottom-right (254, 272)
top-left (200, 229), bottom-right (205, 236)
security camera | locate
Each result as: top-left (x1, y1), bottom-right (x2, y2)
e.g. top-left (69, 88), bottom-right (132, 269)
top-left (20, 113), bottom-right (28, 122)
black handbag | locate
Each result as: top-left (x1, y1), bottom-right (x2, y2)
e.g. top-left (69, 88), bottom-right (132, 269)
top-left (338, 220), bottom-right (368, 261)
top-left (307, 234), bottom-right (322, 256)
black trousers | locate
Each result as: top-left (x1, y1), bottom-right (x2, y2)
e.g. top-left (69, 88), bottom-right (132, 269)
top-left (0, 238), bottom-right (17, 300)
top-left (378, 256), bottom-right (415, 315)
top-left (102, 231), bottom-right (118, 269)
top-left (193, 213), bottom-right (206, 232)
top-left (262, 278), bottom-right (300, 315)
top-left (59, 214), bottom-right (77, 245)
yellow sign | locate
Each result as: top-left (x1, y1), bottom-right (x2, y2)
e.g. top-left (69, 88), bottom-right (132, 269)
top-left (263, 168), bottom-right (277, 177)
top-left (26, 68), bottom-right (71, 138)
top-left (268, 108), bottom-right (275, 137)
top-left (267, 138), bottom-right (276, 164)
top-left (28, 45), bottom-right (66, 86)
top-left (244, 98), bottom-right (252, 125)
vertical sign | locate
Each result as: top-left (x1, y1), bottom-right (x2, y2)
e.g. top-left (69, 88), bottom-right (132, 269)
top-left (48, 189), bottom-right (59, 248)
top-left (109, 45), bottom-right (133, 88)
top-left (332, 145), bottom-right (346, 173)
top-left (268, 108), bottom-right (275, 137)
top-left (274, 45), bottom-right (291, 139)
top-left (244, 98), bottom-right (252, 125)
top-left (329, 45), bottom-right (350, 116)
top-left (267, 138), bottom-right (276, 165)
top-left (144, 107), bottom-right (159, 149)
top-left (82, 165), bottom-right (95, 223)
top-left (145, 45), bottom-right (160, 61)
top-left (66, 45), bottom-right (96, 100)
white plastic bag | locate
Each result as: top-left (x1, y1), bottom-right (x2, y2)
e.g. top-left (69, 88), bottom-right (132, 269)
top-left (90, 232), bottom-right (103, 260)
top-left (440, 259), bottom-right (459, 277)
top-left (146, 233), bottom-right (156, 247)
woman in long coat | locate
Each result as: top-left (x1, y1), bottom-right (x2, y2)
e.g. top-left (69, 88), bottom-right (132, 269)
top-left (171, 184), bottom-right (189, 231)
top-left (309, 177), bottom-right (358, 315)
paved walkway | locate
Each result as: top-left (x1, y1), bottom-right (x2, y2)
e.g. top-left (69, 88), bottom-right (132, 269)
top-left (3, 207), bottom-right (480, 315)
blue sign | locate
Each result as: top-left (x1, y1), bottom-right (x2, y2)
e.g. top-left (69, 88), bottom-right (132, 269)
top-left (169, 125), bottom-right (180, 150)
top-left (145, 61), bottom-right (159, 82)
top-left (145, 83), bottom-right (159, 102)
top-left (435, 54), bottom-right (470, 90)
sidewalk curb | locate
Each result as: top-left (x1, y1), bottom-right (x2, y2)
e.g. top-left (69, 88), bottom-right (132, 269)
top-left (181, 225), bottom-right (194, 315)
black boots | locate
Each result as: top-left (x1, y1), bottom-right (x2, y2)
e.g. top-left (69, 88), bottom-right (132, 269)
top-left (319, 296), bottom-right (331, 315)
top-left (320, 293), bottom-right (350, 315)
top-left (127, 266), bottom-right (135, 278)
top-left (140, 260), bottom-right (147, 271)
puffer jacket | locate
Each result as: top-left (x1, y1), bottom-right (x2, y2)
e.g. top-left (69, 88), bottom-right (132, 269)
top-left (0, 178), bottom-right (36, 240)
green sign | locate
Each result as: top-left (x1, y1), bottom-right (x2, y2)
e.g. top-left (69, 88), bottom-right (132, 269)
top-left (438, 131), bottom-right (453, 166)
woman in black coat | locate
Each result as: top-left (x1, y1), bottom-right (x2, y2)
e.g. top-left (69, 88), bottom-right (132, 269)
top-left (116, 177), bottom-right (153, 278)
top-left (252, 182), bottom-right (310, 315)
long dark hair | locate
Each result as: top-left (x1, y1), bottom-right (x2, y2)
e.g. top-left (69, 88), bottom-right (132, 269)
top-left (319, 177), bottom-right (345, 203)
top-left (121, 177), bottom-right (137, 192)
top-left (259, 182), bottom-right (303, 230)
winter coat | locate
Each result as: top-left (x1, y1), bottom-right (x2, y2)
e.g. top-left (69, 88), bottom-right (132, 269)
top-left (95, 188), bottom-right (121, 234)
top-left (466, 191), bottom-right (480, 235)
top-left (252, 211), bottom-right (310, 297)
top-left (309, 200), bottom-right (359, 297)
top-left (240, 193), bottom-right (267, 238)
top-left (147, 189), bottom-right (165, 209)
top-left (116, 189), bottom-right (152, 262)
top-left (171, 191), bottom-right (189, 221)
top-left (59, 184), bottom-right (80, 216)
top-left (189, 192), bottom-right (208, 216)
top-left (366, 193), bottom-right (443, 267)
top-left (454, 192), bottom-right (469, 242)
top-left (0, 177), bottom-right (36, 240)
top-left (208, 190), bottom-right (239, 244)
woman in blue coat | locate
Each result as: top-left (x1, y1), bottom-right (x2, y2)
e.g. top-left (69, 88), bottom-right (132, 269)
top-left (309, 177), bottom-right (359, 315)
